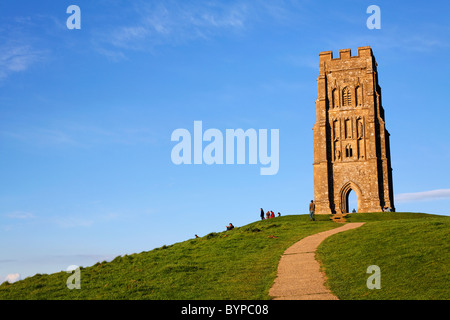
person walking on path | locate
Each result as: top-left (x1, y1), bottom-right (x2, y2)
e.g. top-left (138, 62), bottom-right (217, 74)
top-left (260, 208), bottom-right (265, 220)
top-left (309, 200), bottom-right (315, 221)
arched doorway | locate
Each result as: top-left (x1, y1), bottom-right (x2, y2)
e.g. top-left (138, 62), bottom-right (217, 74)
top-left (339, 181), bottom-right (362, 214)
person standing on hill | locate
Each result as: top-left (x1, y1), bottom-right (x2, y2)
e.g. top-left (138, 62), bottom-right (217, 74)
top-left (260, 208), bottom-right (265, 220)
top-left (309, 200), bottom-right (315, 221)
top-left (270, 211), bottom-right (275, 219)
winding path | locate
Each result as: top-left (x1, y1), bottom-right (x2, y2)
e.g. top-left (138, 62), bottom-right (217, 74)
top-left (269, 222), bottom-right (365, 300)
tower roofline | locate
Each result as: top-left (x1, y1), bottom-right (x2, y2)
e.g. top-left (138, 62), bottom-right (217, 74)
top-left (319, 46), bottom-right (373, 62)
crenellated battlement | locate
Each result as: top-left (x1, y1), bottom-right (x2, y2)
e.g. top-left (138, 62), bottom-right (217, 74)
top-left (319, 46), bottom-right (373, 62)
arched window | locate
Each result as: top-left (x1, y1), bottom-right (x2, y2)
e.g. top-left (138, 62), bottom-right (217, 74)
top-left (357, 119), bottom-right (364, 139)
top-left (345, 119), bottom-right (352, 139)
top-left (355, 86), bottom-right (362, 106)
top-left (332, 88), bottom-right (339, 108)
top-left (342, 87), bottom-right (351, 106)
top-left (333, 119), bottom-right (339, 140)
top-left (346, 144), bottom-right (353, 158)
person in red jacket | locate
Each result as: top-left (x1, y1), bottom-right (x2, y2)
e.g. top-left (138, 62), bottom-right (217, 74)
top-left (270, 211), bottom-right (275, 218)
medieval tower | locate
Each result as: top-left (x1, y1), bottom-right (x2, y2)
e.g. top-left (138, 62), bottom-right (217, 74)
top-left (313, 46), bottom-right (395, 214)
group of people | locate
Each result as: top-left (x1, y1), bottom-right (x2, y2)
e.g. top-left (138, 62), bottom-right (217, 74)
top-left (227, 208), bottom-right (282, 232)
top-left (262, 201), bottom-right (318, 222)
top-left (196, 199), bottom-right (396, 238)
top-left (202, 200), bottom-right (396, 238)
top-left (260, 208), bottom-right (281, 220)
top-left (214, 201), bottom-right (318, 236)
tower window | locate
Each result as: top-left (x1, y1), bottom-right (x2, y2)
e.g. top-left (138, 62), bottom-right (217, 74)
top-left (346, 145), bottom-right (353, 158)
top-left (332, 88), bottom-right (339, 108)
top-left (355, 86), bottom-right (362, 106)
top-left (342, 87), bottom-right (352, 106)
top-left (345, 119), bottom-right (352, 139)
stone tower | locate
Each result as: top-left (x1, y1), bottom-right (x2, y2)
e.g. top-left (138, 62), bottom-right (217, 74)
top-left (313, 46), bottom-right (395, 214)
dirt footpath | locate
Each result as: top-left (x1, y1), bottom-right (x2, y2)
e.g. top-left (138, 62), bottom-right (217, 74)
top-left (269, 222), bottom-right (365, 300)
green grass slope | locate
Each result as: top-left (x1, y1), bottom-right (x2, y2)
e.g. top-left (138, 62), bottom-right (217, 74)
top-left (0, 214), bottom-right (338, 300)
top-left (1, 212), bottom-right (448, 300)
top-left (316, 212), bottom-right (450, 300)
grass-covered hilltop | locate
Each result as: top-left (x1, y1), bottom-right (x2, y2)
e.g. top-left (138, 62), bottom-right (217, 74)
top-left (0, 212), bottom-right (448, 300)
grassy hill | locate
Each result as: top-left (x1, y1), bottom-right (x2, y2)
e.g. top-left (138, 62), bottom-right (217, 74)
top-left (317, 212), bottom-right (450, 300)
top-left (0, 212), bottom-right (448, 300)
top-left (0, 214), bottom-right (339, 299)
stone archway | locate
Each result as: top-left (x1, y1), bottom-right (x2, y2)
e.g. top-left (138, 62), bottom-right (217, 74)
top-left (339, 181), bottom-right (362, 214)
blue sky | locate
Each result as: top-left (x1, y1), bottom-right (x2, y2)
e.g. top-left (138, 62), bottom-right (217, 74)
top-left (1, 0), bottom-right (450, 283)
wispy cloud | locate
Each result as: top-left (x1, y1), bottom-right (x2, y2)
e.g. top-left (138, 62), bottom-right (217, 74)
top-left (5, 211), bottom-right (35, 219)
top-left (1, 124), bottom-right (159, 148)
top-left (51, 212), bottom-right (120, 229)
top-left (0, 14), bottom-right (54, 81)
top-left (395, 189), bottom-right (450, 203)
top-left (93, 0), bottom-right (249, 58)
top-left (52, 216), bottom-right (95, 228)
top-left (0, 273), bottom-right (21, 284)
top-left (0, 259), bottom-right (16, 264)
top-left (1, 127), bottom-right (81, 147)
top-left (0, 43), bottom-right (43, 80)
